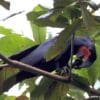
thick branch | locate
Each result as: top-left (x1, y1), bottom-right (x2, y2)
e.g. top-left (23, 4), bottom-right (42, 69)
top-left (0, 54), bottom-right (70, 82)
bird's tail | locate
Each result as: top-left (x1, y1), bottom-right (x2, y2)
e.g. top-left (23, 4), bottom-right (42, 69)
top-left (0, 70), bottom-right (36, 93)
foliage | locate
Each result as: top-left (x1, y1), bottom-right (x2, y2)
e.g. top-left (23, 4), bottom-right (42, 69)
top-left (0, 0), bottom-right (10, 9)
top-left (0, 0), bottom-right (100, 99)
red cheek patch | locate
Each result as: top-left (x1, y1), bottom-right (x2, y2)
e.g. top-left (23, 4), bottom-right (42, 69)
top-left (79, 46), bottom-right (91, 61)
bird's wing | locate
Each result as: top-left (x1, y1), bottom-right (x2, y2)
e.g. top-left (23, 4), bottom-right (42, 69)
top-left (20, 37), bottom-right (57, 65)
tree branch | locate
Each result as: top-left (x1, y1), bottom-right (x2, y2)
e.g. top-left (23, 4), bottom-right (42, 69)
top-left (0, 53), bottom-right (70, 82)
top-left (0, 53), bottom-right (100, 96)
top-left (0, 64), bottom-right (9, 69)
top-left (1, 11), bottom-right (25, 21)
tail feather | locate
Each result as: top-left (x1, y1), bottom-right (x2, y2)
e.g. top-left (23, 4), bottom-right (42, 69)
top-left (0, 71), bottom-right (36, 93)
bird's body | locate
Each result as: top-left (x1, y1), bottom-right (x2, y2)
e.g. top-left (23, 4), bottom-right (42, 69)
top-left (8, 36), bottom-right (96, 83)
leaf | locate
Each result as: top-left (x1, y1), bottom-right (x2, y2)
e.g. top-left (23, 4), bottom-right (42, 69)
top-left (71, 74), bottom-right (90, 91)
top-left (37, 9), bottom-right (68, 27)
top-left (68, 88), bottom-right (84, 100)
top-left (27, 7), bottom-right (68, 28)
top-left (83, 0), bottom-right (98, 10)
top-left (0, 72), bottom-right (18, 93)
top-left (0, 0), bottom-right (10, 9)
top-left (27, 2), bottom-right (81, 28)
top-left (0, 26), bottom-right (13, 36)
top-left (37, 15), bottom-right (68, 27)
top-left (90, 45), bottom-right (100, 80)
top-left (45, 81), bottom-right (69, 100)
top-left (0, 94), bottom-right (6, 100)
top-left (19, 77), bottom-right (36, 93)
top-left (31, 23), bottom-right (46, 44)
top-left (5, 96), bottom-right (16, 100)
top-left (76, 24), bottom-right (100, 36)
top-left (45, 19), bottom-right (81, 61)
top-left (73, 67), bottom-right (97, 85)
top-left (81, 5), bottom-right (96, 30)
top-left (0, 26), bottom-right (34, 56)
top-left (94, 16), bottom-right (100, 23)
top-left (16, 96), bottom-right (29, 100)
top-left (27, 5), bottom-right (48, 21)
top-left (30, 77), bottom-right (54, 99)
top-left (54, 0), bottom-right (75, 8)
top-left (0, 34), bottom-right (34, 56)
top-left (0, 27), bottom-right (35, 93)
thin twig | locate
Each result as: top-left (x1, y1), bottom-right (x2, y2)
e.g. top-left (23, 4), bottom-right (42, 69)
top-left (1, 10), bottom-right (25, 21)
top-left (70, 33), bottom-right (75, 74)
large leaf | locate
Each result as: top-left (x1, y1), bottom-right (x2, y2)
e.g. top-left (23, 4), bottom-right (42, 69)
top-left (0, 34), bottom-right (34, 56)
top-left (27, 3), bottom-right (81, 28)
top-left (90, 45), bottom-right (100, 80)
top-left (0, 26), bottom-right (35, 93)
top-left (0, 26), bottom-right (34, 49)
top-left (0, 26), bottom-right (14, 36)
top-left (27, 6), bottom-right (68, 28)
top-left (31, 23), bottom-right (46, 44)
top-left (54, 0), bottom-right (75, 8)
top-left (45, 19), bottom-right (81, 61)
top-left (68, 87), bottom-right (84, 100)
top-left (27, 5), bottom-right (47, 44)
top-left (81, 5), bottom-right (96, 30)
top-left (0, 26), bottom-right (34, 55)
top-left (27, 5), bottom-right (48, 25)
top-left (45, 81), bottom-right (69, 100)
top-left (36, 9), bottom-right (68, 28)
top-left (30, 77), bottom-right (54, 99)
top-left (71, 74), bottom-right (90, 91)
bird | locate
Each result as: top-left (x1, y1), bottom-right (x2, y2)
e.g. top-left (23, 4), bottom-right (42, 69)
top-left (7, 36), bottom-right (96, 84)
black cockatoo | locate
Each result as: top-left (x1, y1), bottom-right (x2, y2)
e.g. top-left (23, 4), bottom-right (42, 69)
top-left (7, 36), bottom-right (96, 84)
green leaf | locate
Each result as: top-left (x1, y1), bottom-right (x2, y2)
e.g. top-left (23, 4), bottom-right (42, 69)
top-left (0, 34), bottom-right (34, 56)
top-left (0, 26), bottom-right (14, 36)
top-left (45, 81), bottom-right (69, 100)
top-left (0, 94), bottom-right (6, 100)
top-left (36, 9), bottom-right (68, 27)
top-left (0, 26), bottom-right (34, 56)
top-left (31, 23), bottom-right (46, 44)
top-left (30, 77), bottom-right (54, 99)
top-left (27, 5), bottom-right (48, 21)
top-left (5, 96), bottom-right (16, 100)
top-left (0, 27), bottom-right (35, 93)
top-left (73, 68), bottom-right (97, 86)
top-left (19, 77), bottom-right (36, 93)
top-left (27, 8), bottom-right (68, 28)
top-left (54, 0), bottom-right (75, 8)
top-left (71, 74), bottom-right (90, 91)
top-left (68, 88), bottom-right (84, 100)
top-left (90, 45), bottom-right (100, 80)
top-left (82, 0), bottom-right (98, 10)
top-left (16, 96), bottom-right (29, 100)
top-left (45, 19), bottom-right (81, 61)
top-left (81, 5), bottom-right (96, 30)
